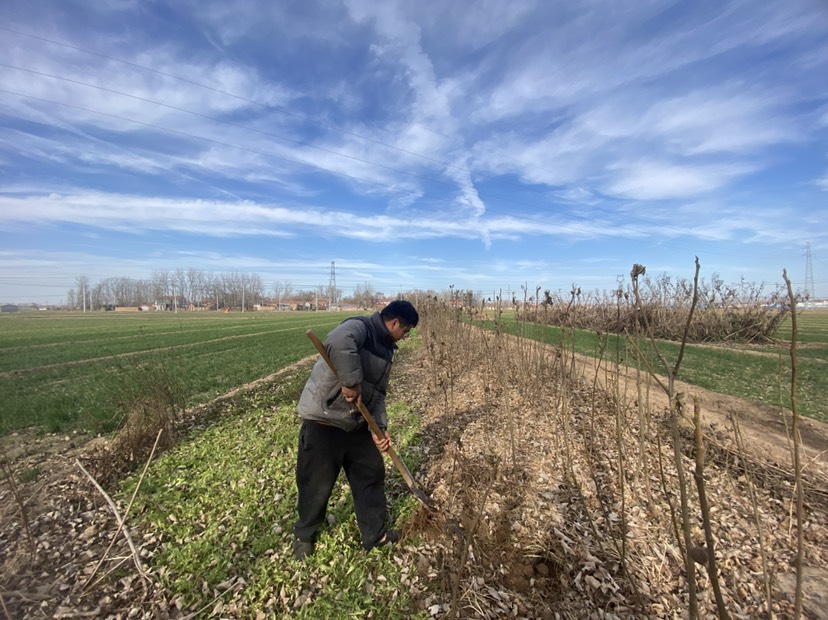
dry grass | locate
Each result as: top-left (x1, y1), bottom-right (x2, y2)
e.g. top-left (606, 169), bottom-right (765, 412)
top-left (87, 356), bottom-right (185, 485)
top-left (515, 272), bottom-right (790, 344)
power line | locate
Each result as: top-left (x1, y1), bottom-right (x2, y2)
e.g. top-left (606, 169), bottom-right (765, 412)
top-left (0, 27), bottom-right (494, 175)
top-left (0, 277), bottom-right (409, 292)
top-left (328, 262), bottom-right (338, 310)
top-left (3, 29), bottom-right (814, 271)
top-left (5, 22), bottom-right (826, 300)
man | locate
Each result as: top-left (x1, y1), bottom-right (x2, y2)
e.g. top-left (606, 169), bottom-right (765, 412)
top-left (293, 299), bottom-right (419, 560)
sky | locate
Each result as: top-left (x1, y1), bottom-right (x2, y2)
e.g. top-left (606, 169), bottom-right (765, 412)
top-left (1, 0), bottom-right (828, 305)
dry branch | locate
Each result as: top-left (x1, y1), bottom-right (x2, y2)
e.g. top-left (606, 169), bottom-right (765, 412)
top-left (180, 578), bottom-right (241, 620)
top-left (0, 590), bottom-right (52, 602)
top-left (729, 413), bottom-right (773, 618)
top-left (671, 396), bottom-right (698, 619)
top-left (631, 259), bottom-right (704, 619)
top-left (447, 458), bottom-right (499, 619)
top-left (81, 428), bottom-right (163, 591)
top-left (1, 461), bottom-right (34, 556)
top-left (693, 396), bottom-right (730, 619)
top-left (782, 270), bottom-right (805, 618)
top-left (74, 459), bottom-right (149, 583)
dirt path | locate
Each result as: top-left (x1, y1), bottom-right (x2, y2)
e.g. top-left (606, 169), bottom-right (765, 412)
top-left (572, 347), bottom-right (828, 476)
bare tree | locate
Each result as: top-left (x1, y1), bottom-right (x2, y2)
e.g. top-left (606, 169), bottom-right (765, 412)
top-left (186, 268), bottom-right (206, 308)
top-left (174, 269), bottom-right (188, 308)
top-left (206, 273), bottom-right (222, 310)
top-left (151, 270), bottom-right (170, 302)
top-left (241, 273), bottom-right (264, 310)
top-left (353, 281), bottom-right (376, 309)
top-left (222, 271), bottom-right (244, 309)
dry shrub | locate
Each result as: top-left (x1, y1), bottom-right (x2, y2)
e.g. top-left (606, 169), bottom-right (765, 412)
top-left (517, 273), bottom-right (791, 343)
top-left (89, 356), bottom-right (188, 484)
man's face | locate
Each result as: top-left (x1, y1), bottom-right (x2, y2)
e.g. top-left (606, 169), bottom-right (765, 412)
top-left (388, 318), bottom-right (413, 342)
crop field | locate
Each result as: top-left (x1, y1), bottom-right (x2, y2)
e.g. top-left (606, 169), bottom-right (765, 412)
top-left (2, 307), bottom-right (825, 438)
top-left (0, 310), bottom-right (359, 434)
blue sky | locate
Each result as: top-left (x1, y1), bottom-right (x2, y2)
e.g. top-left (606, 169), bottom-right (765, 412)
top-left (1, 0), bottom-right (827, 305)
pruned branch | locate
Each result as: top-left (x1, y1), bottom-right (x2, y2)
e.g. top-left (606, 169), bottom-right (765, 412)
top-left (81, 429), bottom-right (163, 591)
top-left (782, 269), bottom-right (804, 618)
top-left (672, 258), bottom-right (701, 381)
top-left (75, 459), bottom-right (149, 583)
top-left (693, 396), bottom-right (730, 619)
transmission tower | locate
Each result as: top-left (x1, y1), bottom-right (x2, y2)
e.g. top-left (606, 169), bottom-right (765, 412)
top-left (329, 261), bottom-right (337, 311)
top-left (804, 242), bottom-right (815, 303)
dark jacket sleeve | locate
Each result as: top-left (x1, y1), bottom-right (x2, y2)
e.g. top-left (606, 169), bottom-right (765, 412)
top-left (326, 319), bottom-right (368, 388)
top-left (372, 390), bottom-right (388, 432)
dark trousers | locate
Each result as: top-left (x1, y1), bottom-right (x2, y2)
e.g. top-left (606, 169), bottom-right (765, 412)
top-left (294, 420), bottom-right (387, 549)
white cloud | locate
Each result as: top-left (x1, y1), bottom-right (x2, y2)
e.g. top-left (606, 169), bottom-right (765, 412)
top-left (661, 200), bottom-right (818, 246)
top-left (2, 0), bottom-right (827, 301)
top-left (605, 160), bottom-right (756, 200)
top-left (0, 190), bottom-right (669, 246)
top-left (643, 89), bottom-right (801, 155)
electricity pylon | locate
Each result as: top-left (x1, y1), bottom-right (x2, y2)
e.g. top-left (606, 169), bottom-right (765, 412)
top-left (329, 261), bottom-right (337, 311)
top-left (804, 242), bottom-right (815, 304)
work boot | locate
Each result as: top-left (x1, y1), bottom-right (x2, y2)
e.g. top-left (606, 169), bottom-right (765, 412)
top-left (293, 537), bottom-right (315, 560)
top-left (374, 529), bottom-right (400, 549)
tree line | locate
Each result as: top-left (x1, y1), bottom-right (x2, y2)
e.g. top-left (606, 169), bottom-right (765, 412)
top-left (64, 269), bottom-right (422, 311)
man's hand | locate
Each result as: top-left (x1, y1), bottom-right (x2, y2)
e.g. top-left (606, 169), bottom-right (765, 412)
top-left (341, 384), bottom-right (362, 404)
top-left (372, 430), bottom-right (392, 453)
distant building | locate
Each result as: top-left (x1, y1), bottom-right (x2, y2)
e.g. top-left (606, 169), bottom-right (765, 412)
top-left (154, 295), bottom-right (188, 311)
top-left (1, 304), bottom-right (19, 313)
top-left (273, 299), bottom-right (330, 311)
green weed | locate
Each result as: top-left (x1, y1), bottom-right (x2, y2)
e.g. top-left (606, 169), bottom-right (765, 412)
top-left (123, 364), bottom-right (427, 618)
top-left (19, 466), bottom-right (40, 483)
